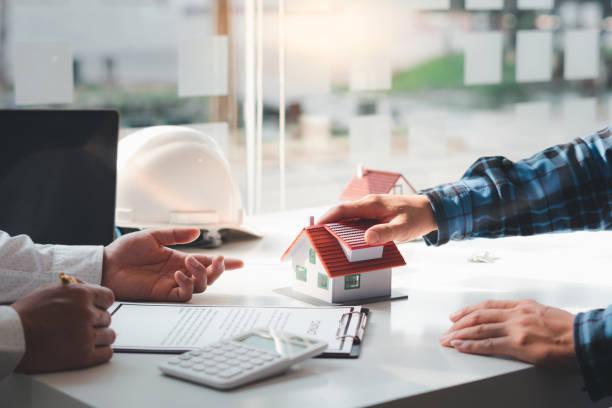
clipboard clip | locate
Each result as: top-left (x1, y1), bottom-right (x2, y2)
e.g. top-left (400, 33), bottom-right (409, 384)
top-left (335, 311), bottom-right (368, 344)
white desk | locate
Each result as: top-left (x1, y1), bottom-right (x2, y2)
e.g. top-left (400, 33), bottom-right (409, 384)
top-left (3, 207), bottom-right (612, 407)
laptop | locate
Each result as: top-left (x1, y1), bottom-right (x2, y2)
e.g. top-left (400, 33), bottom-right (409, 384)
top-left (0, 110), bottom-right (119, 246)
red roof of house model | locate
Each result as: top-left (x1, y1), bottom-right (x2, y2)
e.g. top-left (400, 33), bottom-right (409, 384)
top-left (325, 220), bottom-right (378, 250)
top-left (340, 169), bottom-right (416, 201)
top-left (281, 221), bottom-right (406, 278)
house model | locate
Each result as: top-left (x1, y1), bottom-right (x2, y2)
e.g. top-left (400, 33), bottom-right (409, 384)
top-left (340, 165), bottom-right (417, 201)
top-left (281, 218), bottom-right (406, 303)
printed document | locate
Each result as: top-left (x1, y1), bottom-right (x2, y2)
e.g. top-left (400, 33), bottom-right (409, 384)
top-left (109, 303), bottom-right (362, 355)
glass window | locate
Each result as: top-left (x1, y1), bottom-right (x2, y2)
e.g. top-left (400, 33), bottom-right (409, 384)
top-left (3, 2), bottom-right (611, 216)
top-left (317, 272), bottom-right (328, 290)
top-left (295, 265), bottom-right (307, 282)
top-left (309, 248), bottom-right (316, 264)
top-left (344, 274), bottom-right (361, 290)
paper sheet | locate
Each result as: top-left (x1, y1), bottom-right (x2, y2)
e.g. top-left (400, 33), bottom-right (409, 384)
top-left (349, 115), bottom-right (391, 163)
top-left (13, 41), bottom-right (74, 105)
top-left (515, 101), bottom-right (551, 123)
top-left (465, 0), bottom-right (503, 10)
top-left (563, 97), bottom-right (598, 140)
top-left (564, 30), bottom-right (600, 80)
top-left (517, 0), bottom-right (554, 9)
top-left (407, 0), bottom-right (450, 10)
top-left (516, 30), bottom-right (553, 83)
top-left (178, 35), bottom-right (228, 97)
top-left (110, 303), bottom-right (359, 354)
top-left (464, 32), bottom-right (503, 85)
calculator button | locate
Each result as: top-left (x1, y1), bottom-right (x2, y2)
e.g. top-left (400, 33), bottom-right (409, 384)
top-left (180, 361), bottom-right (193, 368)
top-left (219, 368), bottom-right (242, 379)
top-left (250, 358), bottom-right (264, 366)
top-left (189, 350), bottom-right (203, 356)
top-left (205, 367), bottom-right (219, 375)
top-left (193, 364), bottom-right (205, 372)
top-left (262, 355), bottom-right (275, 362)
top-left (247, 352), bottom-right (260, 358)
top-left (211, 349), bottom-right (224, 355)
top-left (167, 358), bottom-right (181, 365)
top-left (240, 362), bottom-right (254, 370)
top-left (234, 348), bottom-right (248, 355)
top-left (225, 352), bottom-right (237, 359)
top-left (237, 355), bottom-right (250, 362)
top-left (192, 357), bottom-right (204, 364)
top-left (226, 359), bottom-right (240, 367)
top-left (179, 354), bottom-right (191, 360)
top-left (217, 363), bottom-right (230, 370)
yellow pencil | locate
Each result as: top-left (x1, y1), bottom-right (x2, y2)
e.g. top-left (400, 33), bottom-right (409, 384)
top-left (59, 273), bottom-right (78, 285)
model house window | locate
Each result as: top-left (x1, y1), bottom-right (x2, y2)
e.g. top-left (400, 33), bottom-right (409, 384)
top-left (392, 184), bottom-right (403, 195)
top-left (344, 274), bottom-right (360, 290)
top-left (317, 273), bottom-right (328, 290)
top-left (295, 265), bottom-right (307, 282)
top-left (309, 248), bottom-right (316, 264)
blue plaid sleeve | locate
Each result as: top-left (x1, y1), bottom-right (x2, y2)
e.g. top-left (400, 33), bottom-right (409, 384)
top-left (574, 306), bottom-right (612, 401)
top-left (421, 127), bottom-right (612, 246)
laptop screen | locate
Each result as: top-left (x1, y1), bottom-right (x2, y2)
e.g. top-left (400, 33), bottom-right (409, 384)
top-left (0, 110), bottom-right (119, 245)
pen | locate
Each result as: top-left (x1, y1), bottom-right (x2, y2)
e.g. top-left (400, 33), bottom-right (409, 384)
top-left (59, 272), bottom-right (78, 285)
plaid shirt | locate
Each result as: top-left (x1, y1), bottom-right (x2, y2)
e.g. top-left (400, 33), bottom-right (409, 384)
top-left (422, 127), bottom-right (612, 400)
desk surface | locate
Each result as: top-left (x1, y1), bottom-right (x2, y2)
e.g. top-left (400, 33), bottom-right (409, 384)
top-left (4, 207), bottom-right (612, 407)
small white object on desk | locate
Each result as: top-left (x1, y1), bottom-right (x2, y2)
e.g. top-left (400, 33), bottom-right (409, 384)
top-left (159, 328), bottom-right (328, 390)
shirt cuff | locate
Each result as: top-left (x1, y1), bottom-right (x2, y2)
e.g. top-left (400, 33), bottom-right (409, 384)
top-left (574, 308), bottom-right (612, 401)
top-left (0, 306), bottom-right (26, 378)
top-left (420, 181), bottom-right (473, 246)
top-left (51, 245), bottom-right (104, 285)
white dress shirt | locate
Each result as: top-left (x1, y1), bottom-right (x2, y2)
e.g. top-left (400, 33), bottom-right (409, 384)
top-left (0, 231), bottom-right (103, 380)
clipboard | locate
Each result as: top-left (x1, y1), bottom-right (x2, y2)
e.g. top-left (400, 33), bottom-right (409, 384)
top-left (319, 308), bottom-right (369, 359)
top-left (109, 303), bottom-right (370, 358)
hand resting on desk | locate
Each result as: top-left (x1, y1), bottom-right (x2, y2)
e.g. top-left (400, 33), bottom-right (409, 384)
top-left (102, 228), bottom-right (244, 302)
top-left (440, 299), bottom-right (578, 371)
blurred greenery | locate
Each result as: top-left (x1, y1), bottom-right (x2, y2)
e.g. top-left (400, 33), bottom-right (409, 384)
top-left (391, 53), bottom-right (527, 109)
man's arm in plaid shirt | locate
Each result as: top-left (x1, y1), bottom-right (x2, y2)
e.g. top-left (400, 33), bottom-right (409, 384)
top-left (423, 127), bottom-right (612, 400)
top-left (422, 127), bottom-right (612, 246)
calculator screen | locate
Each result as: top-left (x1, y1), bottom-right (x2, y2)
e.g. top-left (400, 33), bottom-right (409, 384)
top-left (239, 334), bottom-right (306, 354)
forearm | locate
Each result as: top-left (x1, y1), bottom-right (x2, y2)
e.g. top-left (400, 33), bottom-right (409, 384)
top-left (0, 231), bottom-right (103, 304)
top-left (422, 128), bottom-right (612, 245)
top-left (574, 305), bottom-right (612, 401)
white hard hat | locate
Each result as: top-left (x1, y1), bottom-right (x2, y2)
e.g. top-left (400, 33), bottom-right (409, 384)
top-left (115, 125), bottom-right (260, 247)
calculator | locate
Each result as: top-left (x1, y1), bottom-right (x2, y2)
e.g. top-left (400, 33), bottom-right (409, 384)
top-left (158, 328), bottom-right (328, 390)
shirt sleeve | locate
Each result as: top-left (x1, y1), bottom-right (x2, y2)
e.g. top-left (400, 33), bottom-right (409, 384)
top-left (574, 306), bottom-right (612, 401)
top-left (0, 231), bottom-right (104, 304)
top-left (0, 231), bottom-right (104, 380)
top-left (0, 306), bottom-right (25, 380)
top-left (421, 127), bottom-right (612, 246)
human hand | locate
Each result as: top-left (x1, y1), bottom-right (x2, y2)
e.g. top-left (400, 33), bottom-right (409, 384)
top-left (101, 229), bottom-right (244, 302)
top-left (440, 299), bottom-right (578, 371)
top-left (318, 194), bottom-right (437, 244)
top-left (12, 282), bottom-right (115, 373)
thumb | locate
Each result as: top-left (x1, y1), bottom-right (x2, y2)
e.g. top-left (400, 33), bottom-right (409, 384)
top-left (150, 229), bottom-right (201, 246)
top-left (365, 222), bottom-right (407, 245)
